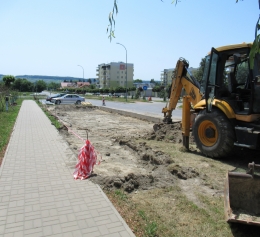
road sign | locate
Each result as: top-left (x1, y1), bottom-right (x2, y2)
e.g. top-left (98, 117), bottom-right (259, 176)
top-left (143, 86), bottom-right (147, 91)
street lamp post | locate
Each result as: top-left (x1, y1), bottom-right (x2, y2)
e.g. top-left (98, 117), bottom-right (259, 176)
top-left (116, 42), bottom-right (127, 101)
top-left (77, 65), bottom-right (84, 81)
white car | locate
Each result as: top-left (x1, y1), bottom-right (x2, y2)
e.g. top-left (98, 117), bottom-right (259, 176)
top-left (51, 94), bottom-right (85, 105)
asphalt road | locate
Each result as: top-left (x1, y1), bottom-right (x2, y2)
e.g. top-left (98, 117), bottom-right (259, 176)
top-left (41, 97), bottom-right (182, 121)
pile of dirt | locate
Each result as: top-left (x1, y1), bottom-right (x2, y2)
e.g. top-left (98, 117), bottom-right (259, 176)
top-left (144, 123), bottom-right (195, 145)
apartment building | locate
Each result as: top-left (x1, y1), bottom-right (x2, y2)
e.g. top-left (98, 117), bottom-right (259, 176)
top-left (160, 67), bottom-right (198, 86)
top-left (96, 62), bottom-right (134, 88)
top-left (160, 68), bottom-right (175, 86)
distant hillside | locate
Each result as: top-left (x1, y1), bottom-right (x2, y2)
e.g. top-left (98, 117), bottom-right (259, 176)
top-left (0, 74), bottom-right (98, 85)
top-left (15, 75), bottom-right (85, 83)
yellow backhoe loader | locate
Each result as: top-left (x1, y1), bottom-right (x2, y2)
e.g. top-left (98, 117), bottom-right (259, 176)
top-left (162, 42), bottom-right (260, 225)
top-left (163, 42), bottom-right (260, 158)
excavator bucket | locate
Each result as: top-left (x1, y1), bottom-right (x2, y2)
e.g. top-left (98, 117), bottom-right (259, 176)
top-left (224, 163), bottom-right (260, 226)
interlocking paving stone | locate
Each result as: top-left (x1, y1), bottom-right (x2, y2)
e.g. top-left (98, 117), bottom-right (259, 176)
top-left (0, 100), bottom-right (135, 237)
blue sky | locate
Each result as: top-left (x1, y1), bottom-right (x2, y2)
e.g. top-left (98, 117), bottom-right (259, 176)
top-left (0, 0), bottom-right (257, 81)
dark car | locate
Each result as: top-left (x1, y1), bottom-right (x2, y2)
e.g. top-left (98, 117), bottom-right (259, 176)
top-left (46, 93), bottom-right (66, 102)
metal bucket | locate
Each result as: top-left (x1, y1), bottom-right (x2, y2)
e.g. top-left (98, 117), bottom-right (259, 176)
top-left (224, 162), bottom-right (260, 225)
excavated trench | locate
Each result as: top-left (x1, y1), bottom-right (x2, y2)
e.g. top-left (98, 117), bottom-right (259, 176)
top-left (46, 105), bottom-right (202, 193)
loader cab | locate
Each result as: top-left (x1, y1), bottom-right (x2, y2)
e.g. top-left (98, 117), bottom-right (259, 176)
top-left (200, 43), bottom-right (260, 115)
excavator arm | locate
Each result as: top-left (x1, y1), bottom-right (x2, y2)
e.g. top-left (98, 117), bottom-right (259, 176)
top-left (162, 58), bottom-right (203, 149)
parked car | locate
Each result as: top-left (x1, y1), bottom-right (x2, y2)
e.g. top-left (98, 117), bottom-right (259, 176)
top-left (51, 94), bottom-right (85, 105)
top-left (46, 93), bottom-right (66, 102)
top-left (113, 93), bottom-right (121, 98)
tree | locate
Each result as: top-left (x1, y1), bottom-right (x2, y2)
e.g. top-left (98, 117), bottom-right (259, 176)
top-left (104, 88), bottom-right (109, 93)
top-left (3, 75), bottom-right (15, 87)
top-left (134, 79), bottom-right (142, 83)
top-left (152, 85), bottom-right (163, 93)
top-left (35, 80), bottom-right (47, 92)
top-left (193, 58), bottom-right (206, 83)
top-left (12, 78), bottom-right (33, 92)
top-left (114, 86), bottom-right (125, 93)
top-left (47, 82), bottom-right (60, 90)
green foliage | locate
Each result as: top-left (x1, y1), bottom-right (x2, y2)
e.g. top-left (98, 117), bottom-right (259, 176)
top-left (0, 98), bottom-right (22, 153)
top-left (138, 210), bottom-right (147, 221)
top-left (145, 222), bottom-right (158, 237)
top-left (138, 210), bottom-right (158, 237)
top-left (40, 105), bottom-right (62, 129)
top-left (152, 84), bottom-right (169, 99)
top-left (3, 75), bottom-right (15, 87)
top-left (107, 0), bottom-right (118, 41)
top-left (152, 85), bottom-right (163, 93)
top-left (109, 88), bottom-right (115, 94)
top-left (250, 34), bottom-right (260, 69)
top-left (130, 86), bottom-right (136, 92)
top-left (138, 87), bottom-right (143, 92)
top-left (134, 79), bottom-right (143, 83)
top-left (114, 86), bottom-right (125, 93)
top-left (103, 88), bottom-right (110, 93)
top-left (65, 86), bottom-right (136, 95)
top-left (135, 89), bottom-right (141, 99)
top-left (12, 78), bottom-right (33, 92)
top-left (159, 89), bottom-right (167, 99)
top-left (193, 58), bottom-right (206, 83)
top-left (114, 190), bottom-right (128, 201)
top-left (172, 0), bottom-right (180, 6)
top-left (35, 80), bottom-right (47, 92)
top-left (47, 82), bottom-right (60, 90)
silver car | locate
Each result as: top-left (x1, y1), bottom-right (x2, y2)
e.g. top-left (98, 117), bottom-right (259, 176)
top-left (51, 94), bottom-right (85, 105)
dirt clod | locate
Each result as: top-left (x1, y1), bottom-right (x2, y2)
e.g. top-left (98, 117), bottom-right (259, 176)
top-left (167, 164), bottom-right (199, 180)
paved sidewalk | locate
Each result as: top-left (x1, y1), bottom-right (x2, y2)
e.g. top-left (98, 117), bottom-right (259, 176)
top-left (0, 100), bottom-right (135, 237)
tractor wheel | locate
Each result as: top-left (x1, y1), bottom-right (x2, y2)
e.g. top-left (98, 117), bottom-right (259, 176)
top-left (193, 108), bottom-right (235, 158)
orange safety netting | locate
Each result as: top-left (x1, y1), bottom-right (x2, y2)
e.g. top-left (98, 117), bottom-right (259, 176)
top-left (73, 140), bottom-right (101, 180)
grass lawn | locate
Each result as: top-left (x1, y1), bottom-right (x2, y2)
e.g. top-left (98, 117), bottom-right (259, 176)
top-left (0, 98), bottom-right (23, 165)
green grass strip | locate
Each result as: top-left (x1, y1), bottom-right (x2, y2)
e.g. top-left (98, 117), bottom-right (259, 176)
top-left (0, 99), bottom-right (22, 153)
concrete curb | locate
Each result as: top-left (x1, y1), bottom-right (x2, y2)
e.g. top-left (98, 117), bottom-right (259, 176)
top-left (97, 106), bottom-right (181, 123)
top-left (97, 106), bottom-right (164, 123)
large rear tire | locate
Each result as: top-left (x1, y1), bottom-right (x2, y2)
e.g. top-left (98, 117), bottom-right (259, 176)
top-left (193, 108), bottom-right (235, 158)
